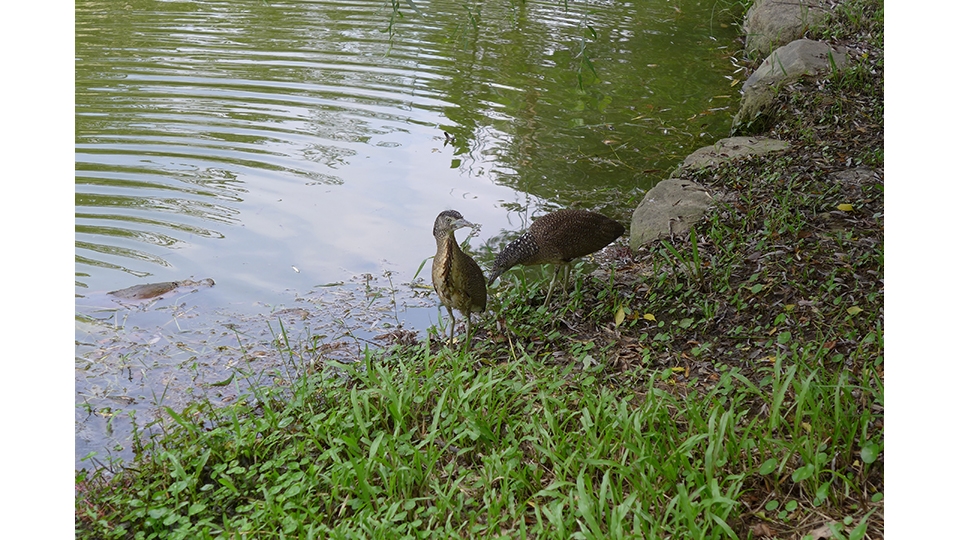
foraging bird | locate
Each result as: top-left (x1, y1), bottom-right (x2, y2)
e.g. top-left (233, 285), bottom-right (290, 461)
top-left (431, 210), bottom-right (487, 346)
top-left (488, 209), bottom-right (625, 305)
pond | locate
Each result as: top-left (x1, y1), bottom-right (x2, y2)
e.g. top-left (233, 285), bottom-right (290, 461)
top-left (75, 0), bottom-right (741, 468)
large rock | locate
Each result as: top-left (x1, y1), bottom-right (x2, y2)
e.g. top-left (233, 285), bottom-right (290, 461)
top-left (743, 38), bottom-right (847, 92)
top-left (680, 136), bottom-right (790, 170)
top-left (630, 178), bottom-right (714, 250)
top-left (744, 0), bottom-right (832, 57)
top-left (733, 39), bottom-right (847, 133)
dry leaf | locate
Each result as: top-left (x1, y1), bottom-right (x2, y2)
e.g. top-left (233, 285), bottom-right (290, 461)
top-left (807, 522), bottom-right (840, 540)
top-left (837, 203), bottom-right (854, 211)
top-left (750, 523), bottom-right (774, 537)
top-left (643, 313), bottom-right (656, 321)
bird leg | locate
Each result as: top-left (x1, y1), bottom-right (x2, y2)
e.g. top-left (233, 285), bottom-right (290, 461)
top-left (464, 314), bottom-right (473, 351)
top-left (543, 265), bottom-right (562, 307)
top-left (446, 305), bottom-right (456, 345)
top-left (542, 264), bottom-right (573, 307)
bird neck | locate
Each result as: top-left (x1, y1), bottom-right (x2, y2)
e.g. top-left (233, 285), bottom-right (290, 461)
top-left (502, 232), bottom-right (536, 267)
top-left (436, 231), bottom-right (460, 253)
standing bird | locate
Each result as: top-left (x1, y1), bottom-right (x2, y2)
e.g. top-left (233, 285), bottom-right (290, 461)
top-left (431, 210), bottom-right (487, 346)
top-left (488, 209), bottom-right (625, 305)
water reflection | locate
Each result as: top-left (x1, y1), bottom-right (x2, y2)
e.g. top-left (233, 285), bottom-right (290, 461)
top-left (75, 0), bottom-right (740, 467)
top-left (77, 0), bottom-right (738, 291)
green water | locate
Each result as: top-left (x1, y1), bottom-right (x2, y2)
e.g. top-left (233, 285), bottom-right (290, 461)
top-left (75, 0), bottom-right (741, 466)
top-left (76, 0), bottom-right (739, 296)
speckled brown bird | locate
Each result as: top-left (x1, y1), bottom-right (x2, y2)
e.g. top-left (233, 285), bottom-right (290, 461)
top-left (488, 209), bottom-right (625, 305)
top-left (431, 210), bottom-right (487, 346)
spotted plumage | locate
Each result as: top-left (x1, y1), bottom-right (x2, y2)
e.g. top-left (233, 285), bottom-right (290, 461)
top-left (488, 209), bottom-right (624, 304)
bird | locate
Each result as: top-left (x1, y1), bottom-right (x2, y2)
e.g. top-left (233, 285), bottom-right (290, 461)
top-left (487, 209), bottom-right (625, 305)
top-left (431, 210), bottom-right (487, 346)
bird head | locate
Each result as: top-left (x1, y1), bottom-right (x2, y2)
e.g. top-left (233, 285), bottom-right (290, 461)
top-left (433, 210), bottom-right (476, 239)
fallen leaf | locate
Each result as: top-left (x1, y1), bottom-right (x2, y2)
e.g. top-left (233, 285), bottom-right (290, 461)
top-left (837, 203), bottom-right (854, 211)
top-left (847, 306), bottom-right (863, 315)
top-left (615, 307), bottom-right (626, 326)
top-left (807, 522), bottom-right (841, 540)
top-left (750, 523), bottom-right (774, 537)
top-left (643, 313), bottom-right (656, 321)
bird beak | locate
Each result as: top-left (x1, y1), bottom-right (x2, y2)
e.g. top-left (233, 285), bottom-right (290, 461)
top-left (452, 218), bottom-right (476, 230)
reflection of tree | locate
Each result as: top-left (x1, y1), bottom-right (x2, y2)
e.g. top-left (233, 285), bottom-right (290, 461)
top-left (75, 0), bottom-right (376, 285)
top-left (419, 0), bottom-right (737, 215)
top-left (74, 0), bottom-right (736, 288)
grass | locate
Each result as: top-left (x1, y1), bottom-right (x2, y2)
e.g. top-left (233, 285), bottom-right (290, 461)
top-left (76, 334), bottom-right (881, 538)
top-left (76, 1), bottom-right (883, 538)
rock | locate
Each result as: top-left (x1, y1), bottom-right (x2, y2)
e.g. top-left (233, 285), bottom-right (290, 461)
top-left (733, 39), bottom-right (848, 133)
top-left (830, 166), bottom-right (879, 186)
top-left (744, 39), bottom-right (847, 92)
top-left (680, 136), bottom-right (790, 170)
top-left (744, 0), bottom-right (831, 57)
top-left (629, 178), bottom-right (714, 250)
top-left (830, 167), bottom-right (881, 199)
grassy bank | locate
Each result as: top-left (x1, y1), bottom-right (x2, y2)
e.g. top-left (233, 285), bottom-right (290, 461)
top-left (76, 342), bottom-right (880, 538)
top-left (76, 1), bottom-right (883, 538)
